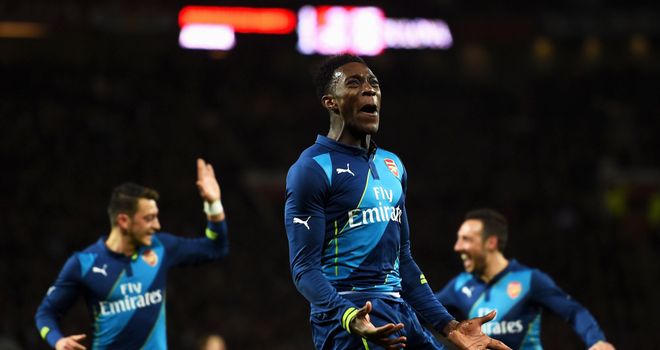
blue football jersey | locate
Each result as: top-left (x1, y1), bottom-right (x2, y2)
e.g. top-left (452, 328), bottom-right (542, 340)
top-left (35, 221), bottom-right (228, 349)
top-left (435, 259), bottom-right (607, 349)
top-left (285, 135), bottom-right (453, 335)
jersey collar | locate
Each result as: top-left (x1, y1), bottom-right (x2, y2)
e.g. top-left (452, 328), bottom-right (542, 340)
top-left (483, 259), bottom-right (519, 285)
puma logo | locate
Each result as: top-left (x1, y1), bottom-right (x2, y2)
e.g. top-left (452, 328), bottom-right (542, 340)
top-left (461, 286), bottom-right (473, 298)
top-left (92, 264), bottom-right (108, 277)
top-left (293, 216), bottom-right (311, 230)
top-left (336, 163), bottom-right (355, 176)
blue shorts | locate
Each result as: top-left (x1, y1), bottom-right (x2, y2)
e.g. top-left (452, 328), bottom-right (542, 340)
top-left (310, 295), bottom-right (446, 350)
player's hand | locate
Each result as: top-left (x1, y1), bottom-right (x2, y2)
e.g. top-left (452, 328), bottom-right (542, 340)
top-left (55, 334), bottom-right (86, 350)
top-left (196, 158), bottom-right (221, 203)
top-left (589, 340), bottom-right (616, 350)
top-left (349, 301), bottom-right (407, 349)
top-left (445, 311), bottom-right (511, 350)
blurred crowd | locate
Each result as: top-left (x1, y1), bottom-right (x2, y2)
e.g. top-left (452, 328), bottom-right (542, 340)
top-left (2, 2), bottom-right (660, 349)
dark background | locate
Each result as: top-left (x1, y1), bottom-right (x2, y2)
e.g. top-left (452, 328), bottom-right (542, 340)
top-left (1, 0), bottom-right (659, 349)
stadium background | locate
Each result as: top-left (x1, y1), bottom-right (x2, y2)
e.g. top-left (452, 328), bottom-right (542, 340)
top-left (1, 0), bottom-right (659, 348)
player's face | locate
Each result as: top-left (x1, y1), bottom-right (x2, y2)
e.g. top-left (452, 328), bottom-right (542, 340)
top-left (454, 219), bottom-right (488, 274)
top-left (332, 62), bottom-right (381, 136)
top-left (126, 198), bottom-right (161, 247)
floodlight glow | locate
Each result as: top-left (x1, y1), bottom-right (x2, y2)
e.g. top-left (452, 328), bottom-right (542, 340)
top-left (350, 7), bottom-right (386, 55)
top-left (296, 5), bottom-right (452, 55)
top-left (296, 6), bottom-right (317, 54)
top-left (316, 6), bottom-right (351, 54)
top-left (179, 24), bottom-right (235, 50)
top-left (296, 6), bottom-right (385, 56)
top-left (384, 19), bottom-right (453, 49)
top-left (177, 4), bottom-right (454, 53)
top-left (179, 6), bottom-right (296, 34)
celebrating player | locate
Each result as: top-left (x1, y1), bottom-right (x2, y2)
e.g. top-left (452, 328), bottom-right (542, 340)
top-left (436, 208), bottom-right (615, 350)
top-left (35, 159), bottom-right (229, 350)
top-left (284, 54), bottom-right (511, 349)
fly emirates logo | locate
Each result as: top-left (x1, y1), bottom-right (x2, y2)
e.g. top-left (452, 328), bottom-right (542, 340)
top-left (99, 282), bottom-right (163, 316)
top-left (348, 186), bottom-right (402, 228)
top-left (477, 308), bottom-right (524, 335)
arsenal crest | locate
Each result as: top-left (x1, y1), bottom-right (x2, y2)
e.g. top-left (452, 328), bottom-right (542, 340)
top-left (507, 281), bottom-right (522, 299)
top-left (142, 249), bottom-right (158, 267)
top-left (384, 158), bottom-right (399, 177)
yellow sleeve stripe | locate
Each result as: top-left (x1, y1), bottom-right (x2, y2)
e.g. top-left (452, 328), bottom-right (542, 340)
top-left (205, 228), bottom-right (218, 240)
top-left (361, 337), bottom-right (371, 349)
top-left (40, 326), bottom-right (50, 339)
top-left (342, 307), bottom-right (359, 333)
top-left (420, 274), bottom-right (428, 284)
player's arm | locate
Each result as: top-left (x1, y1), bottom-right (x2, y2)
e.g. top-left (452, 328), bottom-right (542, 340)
top-left (394, 164), bottom-right (454, 331)
top-left (164, 158), bottom-right (229, 267)
top-left (35, 255), bottom-right (87, 349)
top-left (284, 161), bottom-right (358, 328)
top-left (434, 277), bottom-right (463, 318)
top-left (399, 208), bottom-right (455, 330)
top-left (531, 270), bottom-right (615, 349)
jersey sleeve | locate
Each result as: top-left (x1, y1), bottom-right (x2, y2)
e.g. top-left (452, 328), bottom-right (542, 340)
top-left (531, 269), bottom-right (607, 347)
top-left (160, 220), bottom-right (229, 268)
top-left (397, 167), bottom-right (455, 333)
top-left (284, 160), bottom-right (359, 334)
top-left (35, 254), bottom-right (83, 348)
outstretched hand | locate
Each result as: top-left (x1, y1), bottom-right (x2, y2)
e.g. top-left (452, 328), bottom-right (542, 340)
top-left (196, 158), bottom-right (221, 203)
top-left (55, 334), bottom-right (86, 350)
top-left (588, 340), bottom-right (616, 350)
top-left (446, 311), bottom-right (512, 350)
top-left (349, 301), bottom-right (407, 350)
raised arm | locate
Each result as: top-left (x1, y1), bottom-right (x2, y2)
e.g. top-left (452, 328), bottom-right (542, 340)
top-left (164, 158), bottom-right (228, 267)
top-left (196, 158), bottom-right (225, 223)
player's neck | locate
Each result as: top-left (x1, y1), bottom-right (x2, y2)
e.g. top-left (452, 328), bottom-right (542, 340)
top-left (327, 117), bottom-right (370, 149)
top-left (106, 227), bottom-right (138, 256)
top-left (337, 134), bottom-right (370, 149)
top-left (481, 252), bottom-right (508, 283)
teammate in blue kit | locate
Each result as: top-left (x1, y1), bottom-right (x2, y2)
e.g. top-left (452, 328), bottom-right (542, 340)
top-left (436, 209), bottom-right (615, 350)
top-left (35, 158), bottom-right (229, 350)
top-left (284, 54), bottom-right (511, 350)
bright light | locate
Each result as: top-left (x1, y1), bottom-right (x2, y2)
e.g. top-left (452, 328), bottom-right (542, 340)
top-left (179, 24), bottom-right (235, 50)
top-left (177, 5), bottom-right (453, 54)
top-left (384, 19), bottom-right (453, 49)
top-left (179, 6), bottom-right (296, 34)
top-left (296, 6), bottom-right (385, 56)
top-left (351, 7), bottom-right (386, 55)
top-left (296, 6), bottom-right (451, 55)
top-left (296, 6), bottom-right (317, 54)
top-left (316, 7), bottom-right (352, 54)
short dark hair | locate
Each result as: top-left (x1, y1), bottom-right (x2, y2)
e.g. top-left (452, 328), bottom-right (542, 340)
top-left (314, 54), bottom-right (366, 99)
top-left (465, 208), bottom-right (508, 251)
top-left (107, 182), bottom-right (159, 225)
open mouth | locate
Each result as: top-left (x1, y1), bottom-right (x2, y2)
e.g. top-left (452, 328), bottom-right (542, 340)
top-left (359, 104), bottom-right (378, 115)
top-left (460, 253), bottom-right (472, 266)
